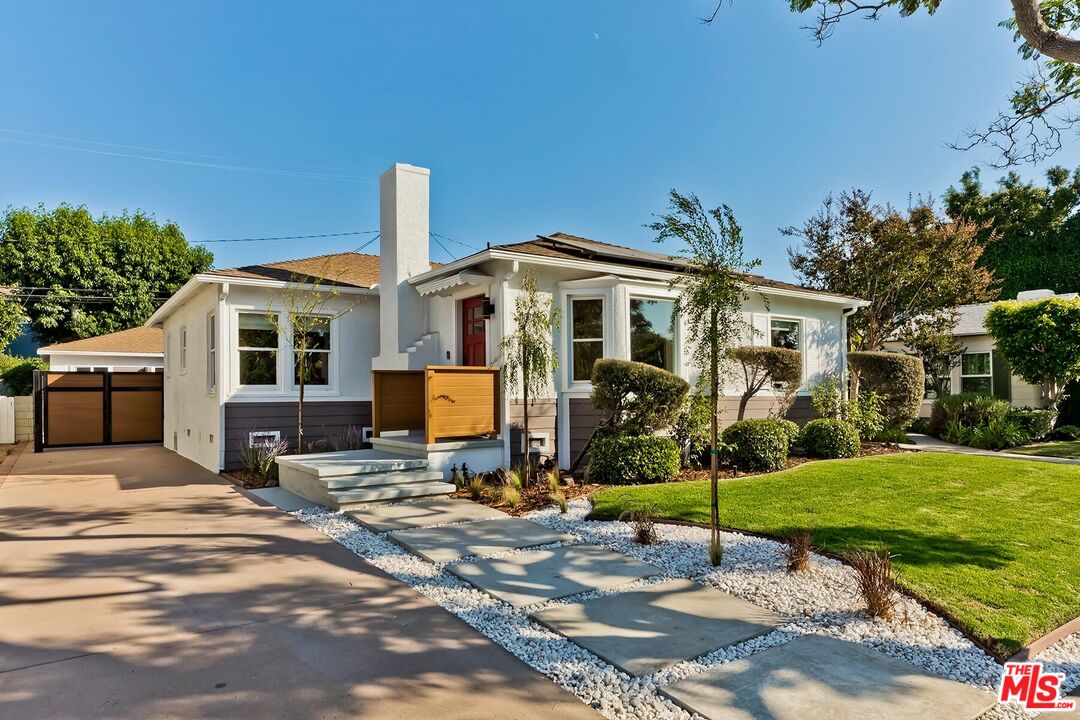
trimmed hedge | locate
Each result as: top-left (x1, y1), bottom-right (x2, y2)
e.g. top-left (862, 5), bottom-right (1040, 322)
top-left (848, 351), bottom-right (924, 429)
top-left (930, 392), bottom-right (1011, 438)
top-left (1006, 407), bottom-right (1056, 442)
top-left (1051, 424), bottom-right (1080, 441)
top-left (721, 419), bottom-right (791, 472)
top-left (586, 435), bottom-right (681, 485)
top-left (800, 418), bottom-right (860, 459)
top-left (590, 359), bottom-right (690, 436)
top-left (0, 356), bottom-right (45, 396)
top-left (777, 418), bottom-right (801, 447)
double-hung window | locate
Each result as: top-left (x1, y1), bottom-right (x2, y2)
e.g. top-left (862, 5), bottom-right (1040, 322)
top-left (770, 318), bottom-right (801, 350)
top-left (206, 312), bottom-right (217, 392)
top-left (293, 316), bottom-right (331, 387)
top-left (630, 297), bottom-right (676, 371)
top-left (960, 352), bottom-right (992, 395)
top-left (238, 312), bottom-right (279, 386)
top-left (570, 298), bottom-right (604, 382)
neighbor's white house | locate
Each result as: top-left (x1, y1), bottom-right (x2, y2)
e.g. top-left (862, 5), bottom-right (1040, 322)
top-left (884, 289), bottom-right (1077, 416)
top-left (37, 326), bottom-right (164, 372)
top-left (146, 164), bottom-right (868, 493)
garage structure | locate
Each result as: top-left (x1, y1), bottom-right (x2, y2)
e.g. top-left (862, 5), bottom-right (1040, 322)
top-left (32, 370), bottom-right (163, 451)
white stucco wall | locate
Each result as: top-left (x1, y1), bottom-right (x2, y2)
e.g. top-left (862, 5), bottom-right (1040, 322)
top-left (42, 352), bottom-right (163, 372)
top-left (162, 283), bottom-right (222, 471)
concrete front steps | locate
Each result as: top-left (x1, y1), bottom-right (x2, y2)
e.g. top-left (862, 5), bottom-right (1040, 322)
top-left (275, 450), bottom-right (454, 509)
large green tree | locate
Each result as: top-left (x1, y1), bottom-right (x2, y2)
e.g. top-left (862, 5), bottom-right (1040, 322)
top-left (945, 166), bottom-right (1080, 299)
top-left (985, 296), bottom-right (1080, 404)
top-left (0, 292), bottom-right (27, 352)
top-left (0, 204), bottom-right (212, 345)
top-left (705, 1), bottom-right (1080, 167)
top-left (785, 190), bottom-right (996, 352)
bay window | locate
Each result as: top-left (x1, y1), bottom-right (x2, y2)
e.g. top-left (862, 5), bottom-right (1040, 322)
top-left (570, 298), bottom-right (604, 382)
top-left (630, 297), bottom-right (676, 371)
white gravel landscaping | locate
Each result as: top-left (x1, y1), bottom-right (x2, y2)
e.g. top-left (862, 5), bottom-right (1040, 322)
top-left (293, 498), bottom-right (1080, 719)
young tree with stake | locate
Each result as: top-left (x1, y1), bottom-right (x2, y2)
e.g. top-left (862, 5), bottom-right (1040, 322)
top-left (497, 269), bottom-right (560, 487)
top-left (650, 190), bottom-right (762, 566)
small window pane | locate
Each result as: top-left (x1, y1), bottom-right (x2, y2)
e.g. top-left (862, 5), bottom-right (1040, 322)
top-left (770, 319), bottom-right (800, 350)
top-left (239, 350), bottom-right (277, 385)
top-left (961, 352), bottom-right (990, 376)
top-left (239, 313), bottom-right (278, 349)
top-left (298, 321), bottom-right (330, 351)
top-left (294, 352), bottom-right (329, 385)
top-left (572, 299), bottom-right (603, 339)
top-left (630, 298), bottom-right (675, 371)
top-left (961, 376), bottom-right (992, 395)
top-left (573, 340), bottom-right (603, 382)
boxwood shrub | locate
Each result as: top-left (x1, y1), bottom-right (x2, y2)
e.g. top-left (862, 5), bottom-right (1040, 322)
top-left (586, 435), bottom-right (681, 485)
top-left (929, 392), bottom-right (1011, 438)
top-left (1006, 407), bottom-right (1056, 442)
top-left (721, 419), bottom-right (791, 472)
top-left (590, 359), bottom-right (690, 436)
top-left (800, 418), bottom-right (861, 459)
top-left (848, 351), bottom-right (924, 429)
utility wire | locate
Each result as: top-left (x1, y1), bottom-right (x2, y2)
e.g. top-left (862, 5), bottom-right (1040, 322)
top-left (195, 230), bottom-right (379, 244)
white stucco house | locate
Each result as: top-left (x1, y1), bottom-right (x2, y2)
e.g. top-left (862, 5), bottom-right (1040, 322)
top-left (884, 289), bottom-right (1077, 416)
top-left (37, 326), bottom-right (164, 372)
top-left (146, 163), bottom-right (867, 505)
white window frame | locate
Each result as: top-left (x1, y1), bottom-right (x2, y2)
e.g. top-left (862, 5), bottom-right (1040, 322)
top-left (960, 351), bottom-right (993, 395)
top-left (288, 314), bottom-right (335, 392)
top-left (628, 294), bottom-right (680, 375)
top-left (164, 331), bottom-right (171, 377)
top-left (768, 315), bottom-right (806, 386)
top-left (179, 326), bottom-right (188, 374)
top-left (207, 311), bottom-right (217, 393)
top-left (236, 310), bottom-right (282, 391)
top-left (569, 295), bottom-right (606, 385)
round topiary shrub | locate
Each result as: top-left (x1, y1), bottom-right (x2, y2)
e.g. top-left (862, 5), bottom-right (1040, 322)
top-left (800, 418), bottom-right (860, 459)
top-left (777, 418), bottom-right (801, 447)
top-left (1006, 407), bottom-right (1057, 441)
top-left (848, 351), bottom-right (924, 429)
top-left (586, 435), bottom-right (681, 485)
top-left (721, 419), bottom-right (791, 472)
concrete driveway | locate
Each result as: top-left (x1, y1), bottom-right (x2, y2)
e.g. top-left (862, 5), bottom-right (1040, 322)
top-left (0, 445), bottom-right (597, 720)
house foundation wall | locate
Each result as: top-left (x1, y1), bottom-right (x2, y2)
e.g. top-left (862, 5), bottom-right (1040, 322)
top-left (223, 400), bottom-right (372, 469)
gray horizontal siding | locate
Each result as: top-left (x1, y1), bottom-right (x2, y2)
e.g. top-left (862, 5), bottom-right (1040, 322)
top-left (224, 400), bottom-right (372, 469)
top-left (508, 398), bottom-right (557, 467)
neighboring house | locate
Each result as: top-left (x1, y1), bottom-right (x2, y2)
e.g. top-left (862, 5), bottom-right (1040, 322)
top-left (147, 163), bottom-right (867, 475)
top-left (884, 289), bottom-right (1076, 415)
top-left (37, 326), bottom-right (164, 372)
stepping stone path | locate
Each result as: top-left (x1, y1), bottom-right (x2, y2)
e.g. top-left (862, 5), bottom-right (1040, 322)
top-left (449, 544), bottom-right (661, 608)
top-left (531, 578), bottom-right (783, 676)
top-left (389, 517), bottom-right (573, 563)
top-left (346, 497), bottom-right (507, 532)
top-left (661, 634), bottom-right (995, 720)
top-left (350, 498), bottom-right (996, 720)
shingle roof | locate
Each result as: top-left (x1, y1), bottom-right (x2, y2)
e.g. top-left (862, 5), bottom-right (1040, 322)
top-left (492, 233), bottom-right (858, 300)
top-left (39, 326), bottom-right (164, 355)
top-left (203, 252), bottom-right (384, 289)
top-left (953, 293), bottom-right (1080, 336)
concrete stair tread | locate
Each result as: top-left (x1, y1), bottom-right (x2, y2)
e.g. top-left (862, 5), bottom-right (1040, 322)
top-left (332, 482), bottom-right (456, 505)
top-left (277, 449), bottom-right (428, 477)
top-left (323, 469), bottom-right (445, 489)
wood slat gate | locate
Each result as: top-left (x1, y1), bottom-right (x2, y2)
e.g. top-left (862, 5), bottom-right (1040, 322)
top-left (33, 370), bottom-right (163, 451)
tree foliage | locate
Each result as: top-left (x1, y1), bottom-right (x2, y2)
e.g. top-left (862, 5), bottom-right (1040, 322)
top-left (497, 269), bottom-right (560, 485)
top-left (590, 359), bottom-right (690, 436)
top-left (985, 296), bottom-right (1080, 403)
top-left (847, 351), bottom-right (926, 429)
top-left (704, 0), bottom-right (1080, 166)
top-left (896, 316), bottom-right (966, 399)
top-left (944, 166), bottom-right (1080, 299)
top-left (728, 345), bottom-right (802, 420)
top-left (650, 189), bottom-right (762, 566)
top-left (0, 292), bottom-right (27, 353)
top-left (785, 190), bottom-right (995, 352)
top-left (0, 204), bottom-right (212, 345)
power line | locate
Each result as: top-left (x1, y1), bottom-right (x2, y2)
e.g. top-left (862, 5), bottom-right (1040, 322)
top-left (429, 232), bottom-right (456, 261)
top-left (195, 230), bottom-right (379, 244)
top-left (430, 231), bottom-right (480, 252)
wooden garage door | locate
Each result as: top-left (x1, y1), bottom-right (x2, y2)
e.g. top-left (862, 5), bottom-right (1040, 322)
top-left (34, 371), bottom-right (163, 450)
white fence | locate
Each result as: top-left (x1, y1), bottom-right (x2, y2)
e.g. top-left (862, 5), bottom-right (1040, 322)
top-left (0, 396), bottom-right (33, 444)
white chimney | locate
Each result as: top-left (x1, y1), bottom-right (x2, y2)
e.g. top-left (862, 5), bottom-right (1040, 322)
top-left (372, 163), bottom-right (431, 371)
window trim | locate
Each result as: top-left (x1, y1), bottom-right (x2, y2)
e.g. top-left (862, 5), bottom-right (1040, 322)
top-left (569, 295), bottom-right (606, 385)
top-left (628, 294), bottom-right (679, 374)
top-left (960, 351), bottom-right (993, 395)
top-left (179, 326), bottom-right (188, 374)
top-left (207, 311), bottom-right (217, 394)
top-left (289, 314), bottom-right (334, 391)
top-left (236, 310), bottom-right (282, 390)
top-left (767, 315), bottom-right (806, 387)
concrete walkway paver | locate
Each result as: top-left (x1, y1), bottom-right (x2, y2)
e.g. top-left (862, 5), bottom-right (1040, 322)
top-left (348, 497), bottom-right (508, 532)
top-left (661, 634), bottom-right (995, 720)
top-left (530, 578), bottom-right (783, 676)
top-left (901, 433), bottom-right (1080, 465)
top-left (0, 446), bottom-right (599, 720)
top-left (389, 517), bottom-right (573, 563)
top-left (448, 544), bottom-right (662, 608)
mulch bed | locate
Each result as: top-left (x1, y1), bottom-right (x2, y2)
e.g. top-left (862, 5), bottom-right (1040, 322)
top-left (221, 469), bottom-right (275, 489)
top-left (453, 479), bottom-right (604, 516)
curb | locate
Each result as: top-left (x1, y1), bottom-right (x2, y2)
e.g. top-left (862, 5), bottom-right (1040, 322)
top-left (0, 441), bottom-right (29, 488)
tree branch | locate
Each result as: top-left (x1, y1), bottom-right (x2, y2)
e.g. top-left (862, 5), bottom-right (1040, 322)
top-left (1012, 0), bottom-right (1080, 64)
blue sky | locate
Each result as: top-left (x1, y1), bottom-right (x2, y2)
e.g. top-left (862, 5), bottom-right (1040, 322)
top-left (2, 1), bottom-right (1078, 282)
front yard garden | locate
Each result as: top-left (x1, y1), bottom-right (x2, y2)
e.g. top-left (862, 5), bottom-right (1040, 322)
top-left (590, 452), bottom-right (1080, 658)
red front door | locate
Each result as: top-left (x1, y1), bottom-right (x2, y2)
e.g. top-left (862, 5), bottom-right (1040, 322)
top-left (461, 296), bottom-right (486, 366)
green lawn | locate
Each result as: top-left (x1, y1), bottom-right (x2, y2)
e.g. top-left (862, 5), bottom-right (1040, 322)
top-left (1011, 440), bottom-right (1080, 460)
top-left (590, 453), bottom-right (1080, 658)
